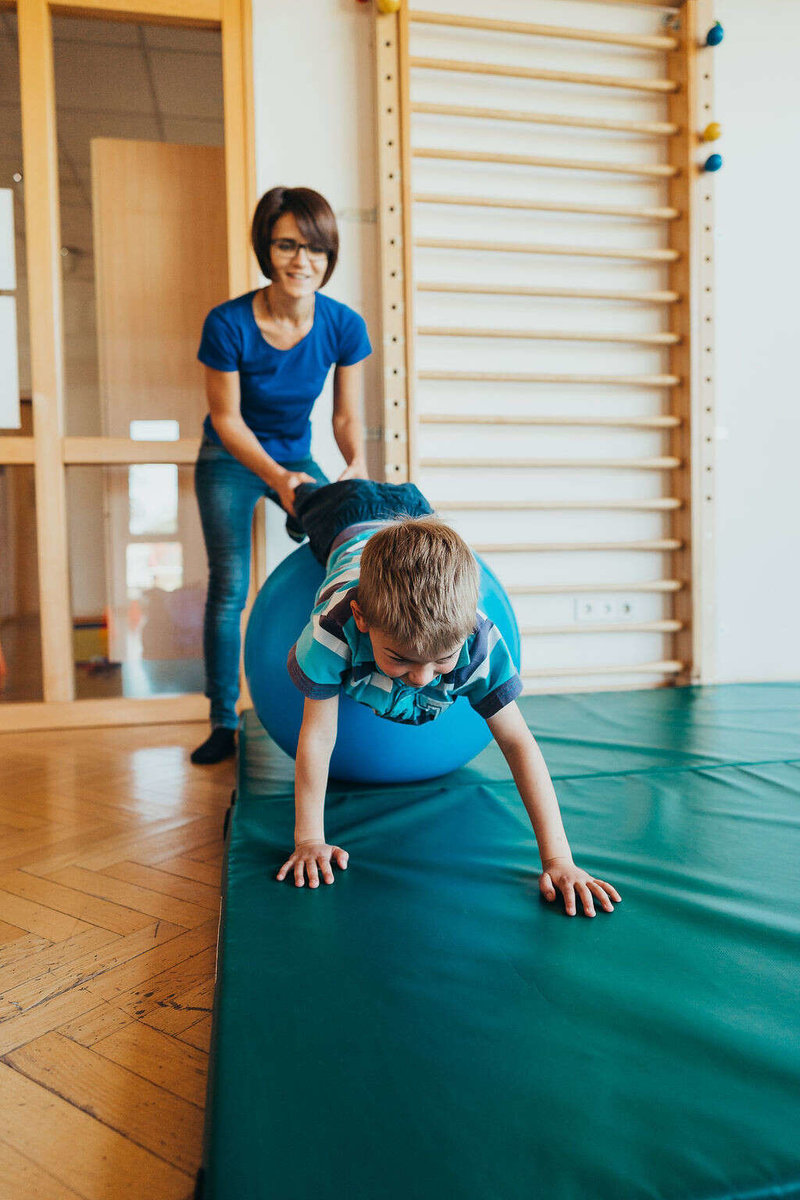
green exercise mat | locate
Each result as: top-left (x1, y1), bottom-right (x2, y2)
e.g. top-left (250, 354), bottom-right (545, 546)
top-left (198, 684), bottom-right (800, 1200)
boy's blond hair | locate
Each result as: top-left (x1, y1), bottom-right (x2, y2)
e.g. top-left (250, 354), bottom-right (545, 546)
top-left (357, 516), bottom-right (479, 658)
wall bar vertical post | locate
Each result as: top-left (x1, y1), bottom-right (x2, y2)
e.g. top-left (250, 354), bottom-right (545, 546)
top-left (667, 0), bottom-right (716, 683)
top-left (375, 1), bottom-right (414, 481)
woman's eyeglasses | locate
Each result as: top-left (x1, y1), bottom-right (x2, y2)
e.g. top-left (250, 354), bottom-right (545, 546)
top-left (270, 239), bottom-right (329, 262)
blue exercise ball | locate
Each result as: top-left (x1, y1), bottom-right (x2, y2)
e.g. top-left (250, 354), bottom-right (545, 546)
top-left (244, 543), bottom-right (521, 783)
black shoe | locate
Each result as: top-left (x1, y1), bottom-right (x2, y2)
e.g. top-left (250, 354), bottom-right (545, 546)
top-left (191, 727), bottom-right (236, 764)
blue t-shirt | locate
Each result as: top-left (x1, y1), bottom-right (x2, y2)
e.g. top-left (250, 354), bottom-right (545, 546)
top-left (197, 290), bottom-right (372, 463)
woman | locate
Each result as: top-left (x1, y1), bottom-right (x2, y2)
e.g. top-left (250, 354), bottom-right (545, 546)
top-left (192, 187), bottom-right (371, 764)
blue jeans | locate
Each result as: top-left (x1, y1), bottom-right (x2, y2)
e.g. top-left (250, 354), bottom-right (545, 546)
top-left (293, 479), bottom-right (434, 564)
top-left (195, 437), bottom-right (328, 728)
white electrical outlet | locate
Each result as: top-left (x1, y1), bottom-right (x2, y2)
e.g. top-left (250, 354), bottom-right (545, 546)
top-left (574, 596), bottom-right (640, 623)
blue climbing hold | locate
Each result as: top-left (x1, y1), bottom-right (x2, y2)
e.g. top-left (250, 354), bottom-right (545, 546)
top-left (706, 21), bottom-right (724, 46)
top-left (703, 153), bottom-right (723, 173)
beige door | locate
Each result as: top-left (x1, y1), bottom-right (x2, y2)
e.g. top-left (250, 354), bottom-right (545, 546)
top-left (91, 139), bottom-right (227, 664)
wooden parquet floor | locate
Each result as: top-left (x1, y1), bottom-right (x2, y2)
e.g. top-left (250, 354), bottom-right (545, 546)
top-left (0, 721), bottom-right (234, 1200)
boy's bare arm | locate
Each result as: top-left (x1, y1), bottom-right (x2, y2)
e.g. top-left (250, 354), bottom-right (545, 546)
top-left (277, 695), bottom-right (349, 888)
top-left (487, 702), bottom-right (621, 917)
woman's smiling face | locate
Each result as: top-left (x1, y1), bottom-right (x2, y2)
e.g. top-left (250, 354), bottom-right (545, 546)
top-left (268, 212), bottom-right (328, 299)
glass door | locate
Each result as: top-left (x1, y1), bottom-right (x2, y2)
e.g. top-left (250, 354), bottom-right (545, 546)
top-left (0, 0), bottom-right (255, 728)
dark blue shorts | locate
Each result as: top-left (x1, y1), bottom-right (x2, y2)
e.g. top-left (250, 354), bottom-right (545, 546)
top-left (293, 479), bottom-right (434, 564)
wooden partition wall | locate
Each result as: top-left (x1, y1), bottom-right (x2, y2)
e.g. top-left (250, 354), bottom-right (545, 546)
top-left (0, 0), bottom-right (255, 731)
top-left (375, 0), bottom-right (716, 692)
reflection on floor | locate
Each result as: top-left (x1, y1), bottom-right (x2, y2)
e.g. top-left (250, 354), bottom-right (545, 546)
top-left (0, 617), bottom-right (203, 703)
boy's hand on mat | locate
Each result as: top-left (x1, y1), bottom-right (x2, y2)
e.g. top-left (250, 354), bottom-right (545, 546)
top-left (277, 841), bottom-right (349, 888)
top-left (276, 471), bottom-right (316, 517)
top-left (539, 858), bottom-right (621, 918)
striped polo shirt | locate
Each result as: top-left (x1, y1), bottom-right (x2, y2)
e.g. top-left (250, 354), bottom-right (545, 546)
top-left (287, 527), bottom-right (522, 726)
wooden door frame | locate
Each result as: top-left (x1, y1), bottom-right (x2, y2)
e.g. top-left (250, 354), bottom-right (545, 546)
top-left (0, 0), bottom-right (256, 731)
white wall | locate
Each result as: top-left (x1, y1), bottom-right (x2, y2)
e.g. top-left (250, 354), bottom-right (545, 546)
top-left (714, 0), bottom-right (800, 680)
top-left (251, 0), bottom-right (800, 682)
top-left (251, 0), bottom-right (382, 571)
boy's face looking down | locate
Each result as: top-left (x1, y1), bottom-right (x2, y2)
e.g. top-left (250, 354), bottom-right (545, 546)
top-left (351, 600), bottom-right (461, 688)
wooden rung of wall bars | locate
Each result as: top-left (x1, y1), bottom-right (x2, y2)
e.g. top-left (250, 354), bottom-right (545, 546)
top-left (417, 282), bottom-right (682, 304)
top-left (471, 538), bottom-right (683, 553)
top-left (411, 103), bottom-right (679, 139)
top-left (434, 499), bottom-right (683, 511)
top-left (415, 237), bottom-right (681, 264)
top-left (412, 147), bottom-right (679, 180)
top-left (505, 580), bottom-right (684, 595)
top-left (409, 56), bottom-right (679, 95)
top-left (521, 619), bottom-right (685, 636)
top-left (414, 192), bottom-right (680, 222)
top-left (421, 414), bottom-right (681, 429)
top-left (417, 328), bottom-right (682, 347)
top-left (408, 11), bottom-right (679, 52)
top-left (422, 456), bottom-right (681, 470)
top-left (522, 661), bottom-right (685, 680)
top-left (418, 372), bottom-right (681, 387)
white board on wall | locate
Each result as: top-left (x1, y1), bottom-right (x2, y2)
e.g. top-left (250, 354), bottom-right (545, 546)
top-left (0, 189), bottom-right (20, 429)
top-left (0, 189), bottom-right (15, 291)
top-left (0, 297), bottom-right (21, 430)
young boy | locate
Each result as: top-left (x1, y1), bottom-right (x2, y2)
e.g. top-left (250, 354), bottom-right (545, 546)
top-left (276, 480), bottom-right (621, 918)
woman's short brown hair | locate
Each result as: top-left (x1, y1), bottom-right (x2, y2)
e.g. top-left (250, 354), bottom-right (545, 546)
top-left (251, 187), bottom-right (339, 287)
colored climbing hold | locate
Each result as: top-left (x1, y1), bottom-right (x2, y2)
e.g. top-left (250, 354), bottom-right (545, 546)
top-left (376, 0), bottom-right (401, 11)
top-left (702, 122), bottom-right (722, 143)
top-left (706, 21), bottom-right (724, 46)
top-left (703, 154), bottom-right (723, 173)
